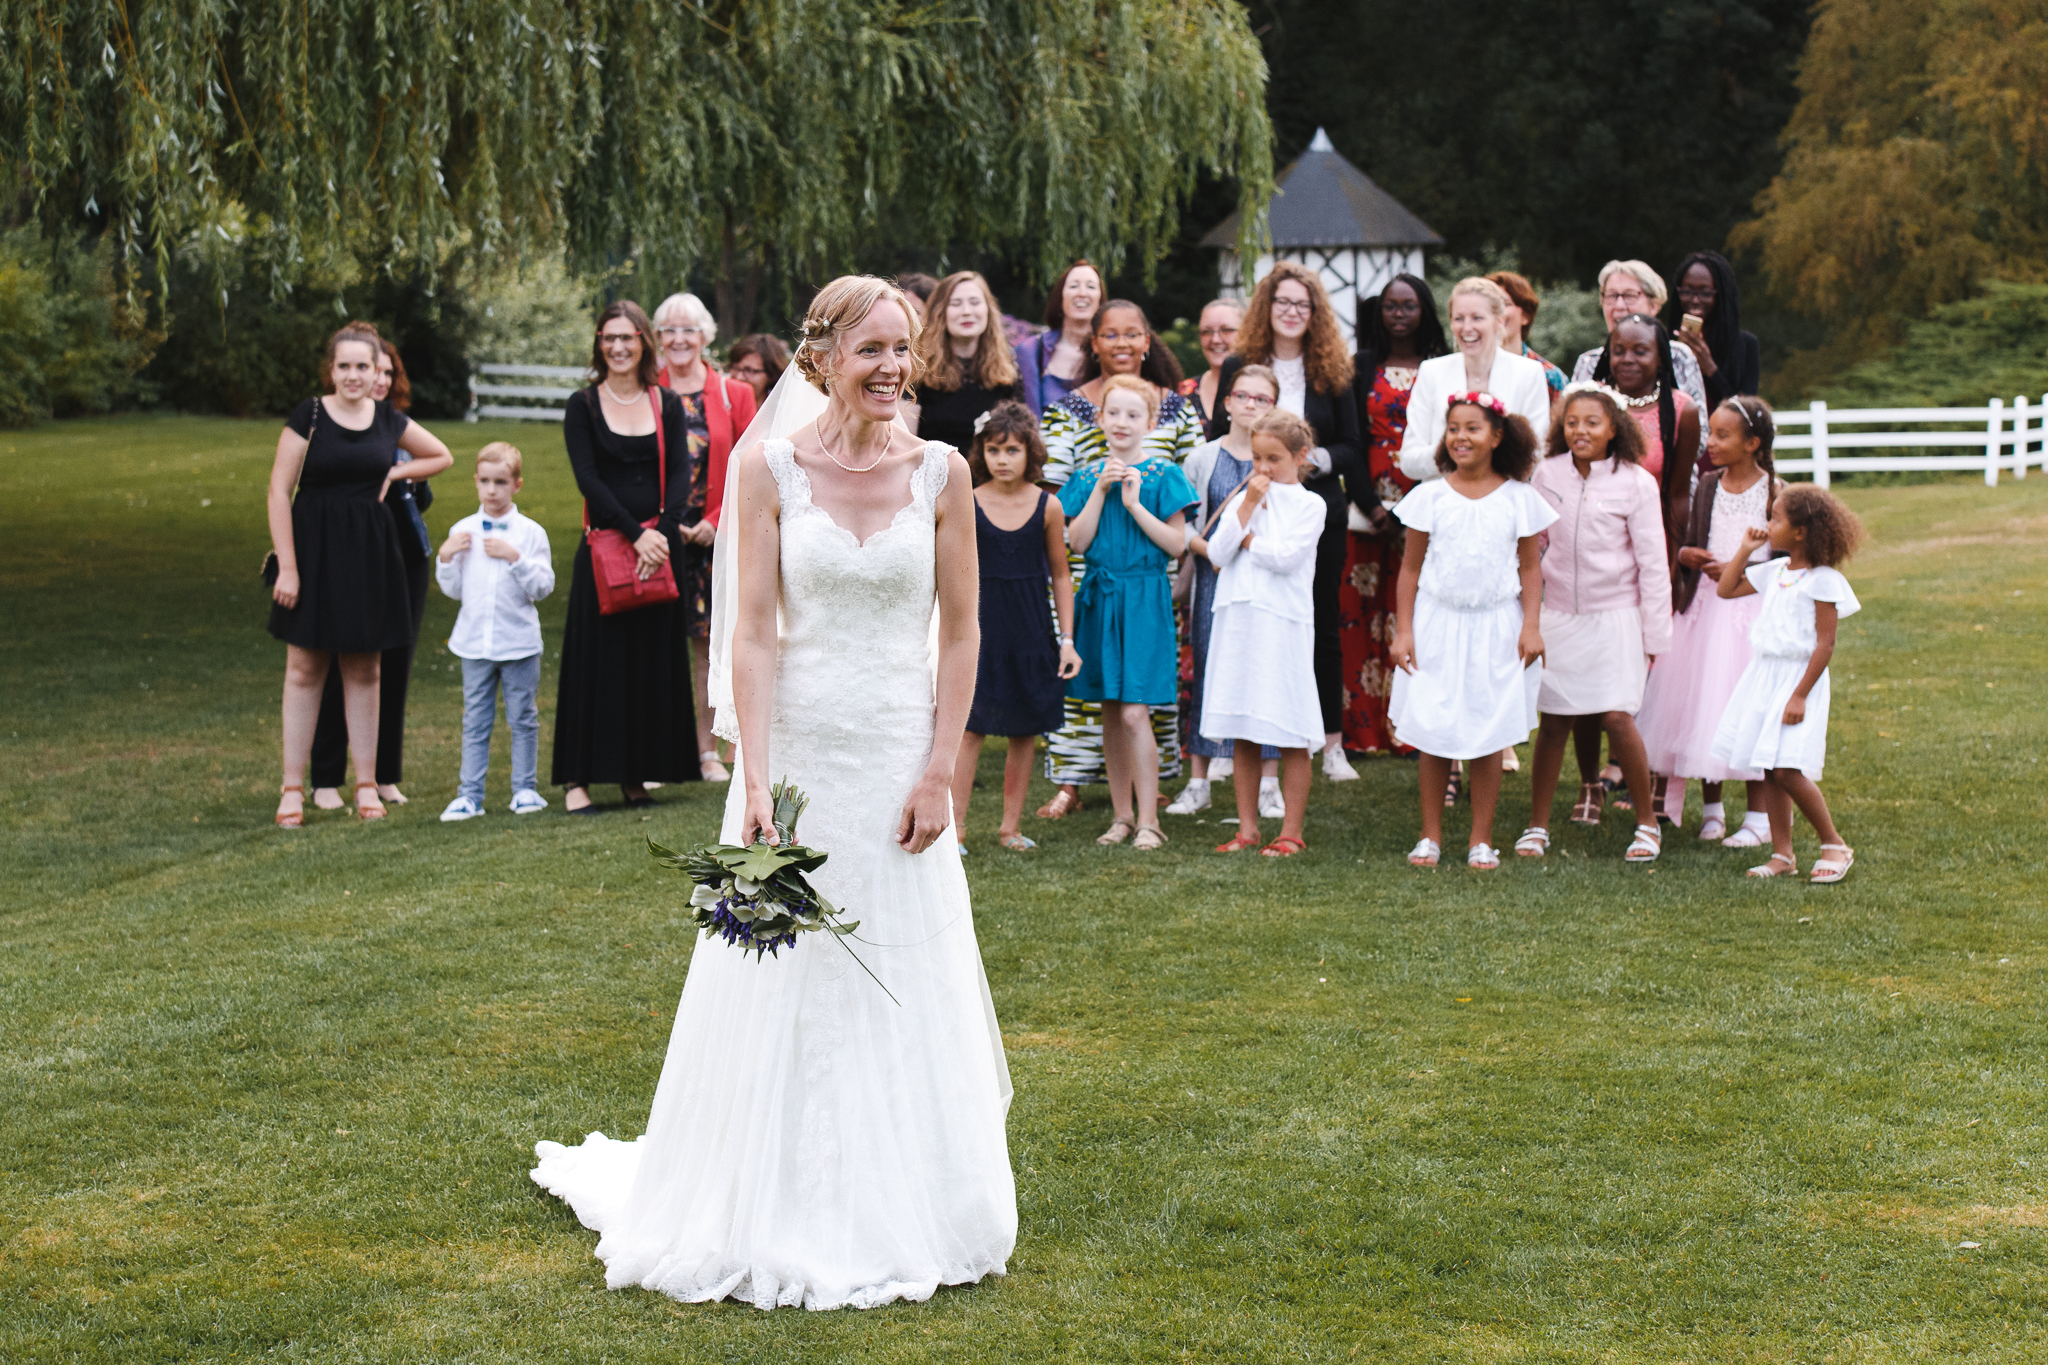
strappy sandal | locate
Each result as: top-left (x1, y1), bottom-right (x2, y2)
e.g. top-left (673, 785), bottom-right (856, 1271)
top-left (700, 750), bottom-right (730, 781)
top-left (1514, 826), bottom-right (1550, 858)
top-left (354, 783), bottom-right (386, 821)
top-left (1467, 842), bottom-right (1500, 870)
top-left (1260, 835), bottom-right (1306, 857)
top-left (276, 784), bottom-right (305, 829)
top-left (1625, 823), bottom-right (1661, 862)
top-left (1722, 822), bottom-right (1770, 848)
top-left (1132, 824), bottom-right (1167, 851)
top-left (1809, 843), bottom-right (1855, 884)
top-left (1407, 838), bottom-right (1440, 868)
top-left (1215, 833), bottom-right (1262, 853)
top-left (997, 832), bottom-right (1037, 851)
top-left (1037, 788), bottom-right (1082, 820)
top-left (1569, 783), bottom-right (1604, 826)
top-left (1096, 819), bottom-right (1134, 846)
top-left (1697, 813), bottom-right (1727, 842)
top-left (1747, 852), bottom-right (1798, 878)
top-left (1443, 766), bottom-right (1463, 807)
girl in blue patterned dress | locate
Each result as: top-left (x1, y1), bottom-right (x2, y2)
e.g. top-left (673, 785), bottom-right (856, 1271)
top-left (1058, 375), bottom-right (1198, 850)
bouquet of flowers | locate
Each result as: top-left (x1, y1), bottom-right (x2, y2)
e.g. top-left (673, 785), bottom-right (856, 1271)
top-left (649, 779), bottom-right (895, 1002)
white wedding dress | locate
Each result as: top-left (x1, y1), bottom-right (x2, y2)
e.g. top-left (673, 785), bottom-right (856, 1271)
top-left (531, 438), bottom-right (1016, 1310)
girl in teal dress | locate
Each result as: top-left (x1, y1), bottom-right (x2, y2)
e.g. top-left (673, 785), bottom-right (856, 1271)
top-left (1059, 375), bottom-right (1198, 850)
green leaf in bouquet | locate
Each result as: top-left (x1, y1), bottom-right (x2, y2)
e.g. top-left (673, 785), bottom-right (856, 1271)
top-left (729, 843), bottom-right (799, 883)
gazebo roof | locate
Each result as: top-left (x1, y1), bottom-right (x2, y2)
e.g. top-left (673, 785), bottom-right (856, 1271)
top-left (1203, 129), bottom-right (1442, 251)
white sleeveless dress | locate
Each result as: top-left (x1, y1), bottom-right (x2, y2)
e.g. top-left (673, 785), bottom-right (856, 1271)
top-left (532, 439), bottom-right (1017, 1310)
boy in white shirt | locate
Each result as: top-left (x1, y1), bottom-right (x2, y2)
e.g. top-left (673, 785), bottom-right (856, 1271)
top-left (437, 443), bottom-right (556, 820)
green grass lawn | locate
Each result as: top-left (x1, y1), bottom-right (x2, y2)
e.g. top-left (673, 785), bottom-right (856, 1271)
top-left (3, 414), bottom-right (2045, 1362)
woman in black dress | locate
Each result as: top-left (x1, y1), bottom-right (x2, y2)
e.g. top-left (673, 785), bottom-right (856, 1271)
top-left (908, 270), bottom-right (1021, 452)
top-left (309, 333), bottom-right (433, 810)
top-left (268, 325), bottom-right (453, 826)
top-left (552, 301), bottom-right (700, 813)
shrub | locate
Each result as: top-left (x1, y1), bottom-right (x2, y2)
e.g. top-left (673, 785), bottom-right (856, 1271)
top-left (1816, 281), bottom-right (2048, 408)
top-left (0, 228), bottom-right (161, 427)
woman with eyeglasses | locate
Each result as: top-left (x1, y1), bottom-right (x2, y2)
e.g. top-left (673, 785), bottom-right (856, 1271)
top-left (1203, 262), bottom-right (1366, 782)
top-left (1174, 297), bottom-right (1246, 428)
top-left (1667, 250), bottom-right (1761, 409)
top-left (1337, 275), bottom-right (1450, 755)
top-left (725, 333), bottom-right (790, 405)
top-left (552, 301), bottom-right (701, 814)
top-left (1569, 261), bottom-right (1709, 413)
top-left (1033, 298), bottom-right (1198, 819)
top-left (651, 292), bottom-right (759, 781)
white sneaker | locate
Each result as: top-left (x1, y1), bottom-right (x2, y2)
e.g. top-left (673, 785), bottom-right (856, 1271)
top-left (1322, 744), bottom-right (1360, 782)
top-left (1210, 756), bottom-right (1234, 779)
top-left (440, 796), bottom-right (485, 822)
top-left (1165, 779), bottom-right (1211, 815)
top-left (1257, 777), bottom-right (1285, 820)
top-left (510, 789), bottom-right (549, 815)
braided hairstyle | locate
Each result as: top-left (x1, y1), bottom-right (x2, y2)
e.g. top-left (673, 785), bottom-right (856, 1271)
top-left (1593, 312), bottom-right (1686, 514)
top-left (1669, 250), bottom-right (1743, 383)
top-left (1720, 394), bottom-right (1779, 523)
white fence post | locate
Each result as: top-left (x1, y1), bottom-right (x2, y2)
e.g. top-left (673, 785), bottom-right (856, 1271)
top-left (1810, 400), bottom-right (1829, 489)
top-left (2015, 395), bottom-right (2029, 480)
top-left (1986, 396), bottom-right (2004, 487)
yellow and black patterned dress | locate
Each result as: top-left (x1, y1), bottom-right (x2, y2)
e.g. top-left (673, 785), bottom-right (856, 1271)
top-left (1038, 389), bottom-right (1203, 785)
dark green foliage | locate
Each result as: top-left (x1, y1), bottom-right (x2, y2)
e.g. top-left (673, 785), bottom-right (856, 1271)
top-left (1252, 0), bottom-right (1810, 284)
top-left (0, 228), bottom-right (159, 427)
top-left (1818, 281), bottom-right (2048, 408)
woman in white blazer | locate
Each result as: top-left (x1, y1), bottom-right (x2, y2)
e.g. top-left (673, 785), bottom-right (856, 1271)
top-left (1398, 277), bottom-right (1553, 482)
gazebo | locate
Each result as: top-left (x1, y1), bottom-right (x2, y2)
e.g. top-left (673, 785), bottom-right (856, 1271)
top-left (1203, 128), bottom-right (1443, 345)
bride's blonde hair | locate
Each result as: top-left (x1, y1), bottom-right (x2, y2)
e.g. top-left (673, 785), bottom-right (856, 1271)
top-left (793, 275), bottom-right (926, 396)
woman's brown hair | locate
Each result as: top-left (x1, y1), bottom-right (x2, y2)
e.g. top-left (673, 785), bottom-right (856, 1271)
top-left (378, 337), bottom-right (412, 412)
top-left (1777, 485), bottom-right (1864, 568)
top-left (966, 399), bottom-right (1048, 485)
top-left (727, 333), bottom-right (790, 389)
top-left (1546, 384), bottom-right (1647, 467)
top-left (1232, 261), bottom-right (1355, 395)
top-left (1435, 402), bottom-right (1539, 481)
top-left (587, 300), bottom-right (661, 390)
top-left (321, 323), bottom-right (384, 391)
top-left (1041, 259), bottom-right (1103, 330)
top-left (916, 271), bottom-right (1020, 393)
top-left (1486, 270), bottom-right (1541, 330)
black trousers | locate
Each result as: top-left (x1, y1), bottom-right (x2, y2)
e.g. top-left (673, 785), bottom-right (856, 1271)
top-left (311, 548), bottom-right (430, 788)
top-left (1307, 471), bottom-right (1346, 739)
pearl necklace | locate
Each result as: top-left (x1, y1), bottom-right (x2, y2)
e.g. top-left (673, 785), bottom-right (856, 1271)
top-left (599, 379), bottom-right (645, 406)
top-left (1620, 384), bottom-right (1662, 410)
top-left (819, 421), bottom-right (887, 474)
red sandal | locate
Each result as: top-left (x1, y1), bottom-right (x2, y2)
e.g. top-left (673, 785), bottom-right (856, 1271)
top-left (1214, 833), bottom-right (1262, 853)
top-left (1260, 835), bottom-right (1306, 858)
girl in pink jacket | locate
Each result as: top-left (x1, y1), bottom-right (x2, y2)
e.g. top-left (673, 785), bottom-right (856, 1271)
top-left (1517, 382), bottom-right (1674, 863)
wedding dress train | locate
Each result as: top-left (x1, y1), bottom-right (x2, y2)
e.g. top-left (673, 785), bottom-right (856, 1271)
top-left (531, 439), bottom-right (1016, 1310)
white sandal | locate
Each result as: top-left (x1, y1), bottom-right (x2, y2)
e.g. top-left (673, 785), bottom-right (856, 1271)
top-left (1625, 823), bottom-right (1661, 862)
top-left (1513, 827), bottom-right (1550, 858)
top-left (1407, 838), bottom-right (1440, 868)
top-left (1722, 823), bottom-right (1769, 849)
top-left (1747, 852), bottom-right (1798, 878)
top-left (1467, 843), bottom-right (1500, 870)
top-left (1697, 814), bottom-right (1726, 842)
top-left (1809, 843), bottom-right (1855, 884)
top-left (699, 750), bottom-right (730, 782)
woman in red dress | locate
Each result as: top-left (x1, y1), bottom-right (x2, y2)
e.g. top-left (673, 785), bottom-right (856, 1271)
top-left (1339, 275), bottom-right (1449, 753)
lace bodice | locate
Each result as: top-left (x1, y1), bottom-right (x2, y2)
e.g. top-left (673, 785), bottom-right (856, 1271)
top-left (1708, 475), bottom-right (1771, 565)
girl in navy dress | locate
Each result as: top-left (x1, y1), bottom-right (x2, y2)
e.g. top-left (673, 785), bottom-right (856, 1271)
top-left (950, 402), bottom-right (1081, 851)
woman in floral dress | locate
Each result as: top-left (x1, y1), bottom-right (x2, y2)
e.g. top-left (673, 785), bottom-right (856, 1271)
top-left (1339, 275), bottom-right (1448, 753)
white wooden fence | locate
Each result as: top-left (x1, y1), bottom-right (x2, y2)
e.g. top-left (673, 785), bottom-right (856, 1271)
top-left (467, 364), bottom-right (583, 422)
top-left (1774, 397), bottom-right (2048, 486)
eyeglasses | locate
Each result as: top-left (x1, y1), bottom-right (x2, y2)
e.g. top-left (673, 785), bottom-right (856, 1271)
top-left (597, 331), bottom-right (641, 348)
top-left (1198, 326), bottom-right (1239, 341)
top-left (1095, 328), bottom-right (1149, 344)
top-left (1600, 288), bottom-right (1651, 306)
top-left (1228, 391), bottom-right (1277, 408)
top-left (658, 325), bottom-right (704, 340)
top-left (1272, 297), bottom-right (1314, 317)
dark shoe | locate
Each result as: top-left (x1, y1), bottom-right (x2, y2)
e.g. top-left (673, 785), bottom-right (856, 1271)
top-left (566, 803), bottom-right (603, 817)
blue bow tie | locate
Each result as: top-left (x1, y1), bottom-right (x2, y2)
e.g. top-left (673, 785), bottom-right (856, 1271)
top-left (481, 518), bottom-right (509, 531)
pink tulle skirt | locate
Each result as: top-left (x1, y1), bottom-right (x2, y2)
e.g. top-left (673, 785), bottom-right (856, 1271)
top-left (1637, 588), bottom-right (1764, 781)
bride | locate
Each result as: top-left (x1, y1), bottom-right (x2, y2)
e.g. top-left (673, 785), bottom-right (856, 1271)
top-left (531, 276), bottom-right (1016, 1310)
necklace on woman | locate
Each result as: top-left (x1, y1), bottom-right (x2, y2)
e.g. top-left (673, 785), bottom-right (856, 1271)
top-left (820, 421), bottom-right (887, 474)
top-left (1621, 384), bottom-right (1662, 410)
top-left (600, 379), bottom-right (645, 406)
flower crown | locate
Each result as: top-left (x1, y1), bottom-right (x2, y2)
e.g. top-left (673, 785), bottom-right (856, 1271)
top-left (1557, 379), bottom-right (1629, 407)
top-left (1447, 391), bottom-right (1506, 416)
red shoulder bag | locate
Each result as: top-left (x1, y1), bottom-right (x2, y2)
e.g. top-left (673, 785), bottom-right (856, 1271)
top-left (586, 386), bottom-right (682, 615)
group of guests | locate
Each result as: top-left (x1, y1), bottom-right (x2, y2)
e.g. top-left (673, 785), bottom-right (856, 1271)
top-left (261, 252), bottom-right (1860, 880)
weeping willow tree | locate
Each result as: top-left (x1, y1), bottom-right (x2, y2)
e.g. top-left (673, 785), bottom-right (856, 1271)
top-left (2, 0), bottom-right (1274, 324)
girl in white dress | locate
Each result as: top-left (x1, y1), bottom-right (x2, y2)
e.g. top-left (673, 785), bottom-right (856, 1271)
top-left (1389, 393), bottom-right (1556, 869)
top-left (1199, 409), bottom-right (1326, 857)
top-left (531, 276), bottom-right (1016, 1310)
top-left (1708, 484), bottom-right (1864, 882)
